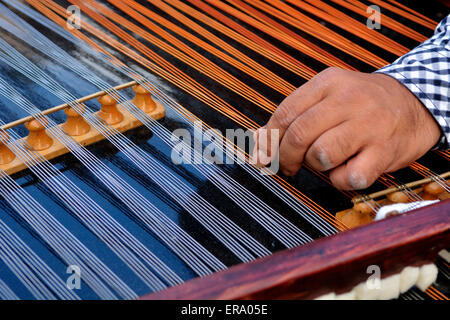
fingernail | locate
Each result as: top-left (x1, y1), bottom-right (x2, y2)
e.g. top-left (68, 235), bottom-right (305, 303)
top-left (282, 169), bottom-right (293, 176)
top-left (317, 149), bottom-right (332, 171)
top-left (349, 172), bottom-right (367, 190)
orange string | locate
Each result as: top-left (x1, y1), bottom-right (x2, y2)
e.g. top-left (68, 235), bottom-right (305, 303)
top-left (120, 0), bottom-right (296, 96)
top-left (333, 0), bottom-right (428, 42)
top-left (28, 0), bottom-right (341, 228)
top-left (204, 0), bottom-right (356, 70)
top-left (75, 0), bottom-right (278, 113)
top-left (289, 0), bottom-right (409, 56)
top-left (245, 0), bottom-right (388, 68)
top-left (377, 0), bottom-right (437, 29)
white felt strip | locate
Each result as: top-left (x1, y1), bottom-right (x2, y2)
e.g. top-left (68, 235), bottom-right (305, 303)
top-left (314, 263), bottom-right (438, 300)
top-left (375, 200), bottom-right (439, 221)
top-left (416, 264), bottom-right (438, 291)
top-left (400, 266), bottom-right (420, 293)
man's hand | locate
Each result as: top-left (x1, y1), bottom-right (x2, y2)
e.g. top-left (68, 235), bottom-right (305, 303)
top-left (253, 67), bottom-right (441, 190)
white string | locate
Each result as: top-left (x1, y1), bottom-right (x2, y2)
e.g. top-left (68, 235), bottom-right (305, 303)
top-left (0, 166), bottom-right (136, 299)
top-left (0, 30), bottom-right (270, 261)
top-left (0, 218), bottom-right (79, 300)
top-left (0, 77), bottom-right (226, 276)
top-left (0, 119), bottom-right (181, 291)
top-left (0, 0), bottom-right (336, 237)
top-left (0, 277), bottom-right (19, 300)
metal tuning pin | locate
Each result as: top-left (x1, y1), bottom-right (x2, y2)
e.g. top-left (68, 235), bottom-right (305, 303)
top-left (25, 118), bottom-right (53, 151)
top-left (0, 131), bottom-right (15, 164)
top-left (132, 84), bottom-right (157, 113)
top-left (62, 106), bottom-right (90, 136)
top-left (97, 94), bottom-right (123, 125)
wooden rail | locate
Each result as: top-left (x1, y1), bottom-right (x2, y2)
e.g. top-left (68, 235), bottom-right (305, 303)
top-left (142, 200), bottom-right (450, 300)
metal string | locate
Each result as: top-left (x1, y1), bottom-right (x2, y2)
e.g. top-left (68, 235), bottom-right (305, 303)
top-left (0, 167), bottom-right (136, 299)
top-left (0, 218), bottom-right (79, 299)
top-left (0, 82), bottom-right (225, 276)
top-left (0, 15), bottom-right (312, 248)
top-left (0, 278), bottom-right (19, 300)
top-left (0, 120), bottom-right (181, 291)
top-left (0, 33), bottom-right (270, 261)
top-left (1, 0), bottom-right (336, 238)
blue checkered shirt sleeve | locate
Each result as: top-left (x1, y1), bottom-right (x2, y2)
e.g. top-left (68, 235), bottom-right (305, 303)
top-left (375, 15), bottom-right (450, 150)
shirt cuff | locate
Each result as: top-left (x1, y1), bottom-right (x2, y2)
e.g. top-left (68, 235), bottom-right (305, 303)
top-left (374, 65), bottom-right (449, 150)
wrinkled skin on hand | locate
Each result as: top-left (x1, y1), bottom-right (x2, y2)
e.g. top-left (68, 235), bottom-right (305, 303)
top-left (253, 67), bottom-right (441, 190)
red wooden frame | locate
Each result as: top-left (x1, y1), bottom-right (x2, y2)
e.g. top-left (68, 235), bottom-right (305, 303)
top-left (142, 200), bottom-right (450, 300)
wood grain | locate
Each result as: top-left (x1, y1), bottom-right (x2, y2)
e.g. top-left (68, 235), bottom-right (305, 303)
top-left (142, 200), bottom-right (450, 300)
top-left (0, 101), bottom-right (165, 175)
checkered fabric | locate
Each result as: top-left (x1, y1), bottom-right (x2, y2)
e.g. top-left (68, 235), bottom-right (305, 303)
top-left (376, 15), bottom-right (450, 150)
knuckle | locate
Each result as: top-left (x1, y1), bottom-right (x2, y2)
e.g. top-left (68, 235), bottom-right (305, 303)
top-left (273, 103), bottom-right (293, 128)
top-left (322, 66), bottom-right (342, 77)
top-left (317, 67), bottom-right (343, 82)
top-left (286, 120), bottom-right (309, 149)
top-left (334, 132), bottom-right (354, 158)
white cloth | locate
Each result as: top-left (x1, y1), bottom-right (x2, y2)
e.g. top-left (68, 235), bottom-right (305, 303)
top-left (374, 200), bottom-right (439, 220)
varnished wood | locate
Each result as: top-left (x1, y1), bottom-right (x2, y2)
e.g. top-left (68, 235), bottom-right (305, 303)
top-left (142, 200), bottom-right (450, 300)
top-left (0, 100), bottom-right (165, 175)
top-left (98, 94), bottom-right (124, 125)
top-left (0, 131), bottom-right (15, 165)
top-left (336, 209), bottom-right (372, 229)
top-left (25, 118), bottom-right (53, 151)
top-left (387, 191), bottom-right (409, 203)
top-left (424, 182), bottom-right (445, 196)
top-left (336, 180), bottom-right (449, 228)
top-left (0, 80), bottom-right (138, 130)
top-left (62, 106), bottom-right (91, 136)
top-left (132, 84), bottom-right (157, 113)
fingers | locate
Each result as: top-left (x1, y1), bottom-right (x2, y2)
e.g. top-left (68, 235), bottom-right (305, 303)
top-left (329, 146), bottom-right (391, 190)
top-left (254, 72), bottom-right (330, 166)
top-left (251, 126), bottom-right (270, 165)
top-left (277, 98), bottom-right (348, 175)
top-left (304, 120), bottom-right (368, 172)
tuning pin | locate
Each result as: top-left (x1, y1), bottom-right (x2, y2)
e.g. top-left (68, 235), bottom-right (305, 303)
top-left (132, 84), bottom-right (156, 113)
top-left (353, 201), bottom-right (375, 214)
top-left (97, 94), bottom-right (123, 125)
top-left (25, 118), bottom-right (53, 151)
top-left (339, 209), bottom-right (372, 229)
top-left (62, 107), bottom-right (90, 136)
top-left (387, 191), bottom-right (409, 203)
top-left (0, 131), bottom-right (15, 164)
